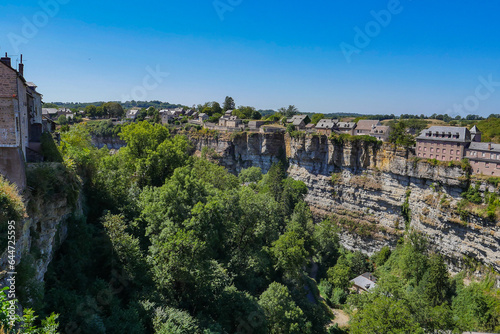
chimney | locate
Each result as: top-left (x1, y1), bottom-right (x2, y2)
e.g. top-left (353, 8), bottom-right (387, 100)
top-left (0, 52), bottom-right (11, 68)
top-left (18, 54), bottom-right (24, 77)
top-left (488, 143), bottom-right (492, 150)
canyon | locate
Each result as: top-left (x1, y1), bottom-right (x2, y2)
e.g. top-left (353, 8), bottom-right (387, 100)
top-left (187, 131), bottom-right (500, 274)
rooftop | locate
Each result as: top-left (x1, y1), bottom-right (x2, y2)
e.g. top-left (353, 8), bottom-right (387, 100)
top-left (468, 142), bottom-right (500, 153)
top-left (417, 126), bottom-right (470, 143)
top-left (316, 118), bottom-right (338, 129)
top-left (356, 120), bottom-right (381, 130)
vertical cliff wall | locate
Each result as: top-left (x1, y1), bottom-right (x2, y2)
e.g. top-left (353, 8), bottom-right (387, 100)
top-left (187, 131), bottom-right (500, 273)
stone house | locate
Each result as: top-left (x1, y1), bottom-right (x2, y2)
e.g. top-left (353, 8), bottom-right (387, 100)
top-left (0, 53), bottom-right (43, 188)
top-left (355, 120), bottom-right (381, 135)
top-left (466, 141), bottom-right (500, 176)
top-left (42, 108), bottom-right (59, 119)
top-left (226, 116), bottom-right (242, 128)
top-left (369, 125), bottom-right (390, 141)
top-left (337, 122), bottom-right (356, 135)
top-left (350, 273), bottom-right (377, 293)
top-left (218, 115), bottom-right (230, 127)
top-left (126, 108), bottom-right (140, 119)
top-left (199, 113), bottom-right (209, 122)
top-left (248, 120), bottom-right (266, 129)
top-left (315, 119), bottom-right (338, 136)
top-left (416, 126), bottom-right (474, 162)
top-left (160, 113), bottom-right (175, 124)
top-left (287, 115), bottom-right (311, 129)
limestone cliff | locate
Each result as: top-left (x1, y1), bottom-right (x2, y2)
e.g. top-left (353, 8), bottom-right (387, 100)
top-left (0, 163), bottom-right (83, 289)
top-left (186, 131), bottom-right (500, 273)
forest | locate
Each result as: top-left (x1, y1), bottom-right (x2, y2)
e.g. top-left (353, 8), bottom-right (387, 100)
top-left (1, 121), bottom-right (500, 333)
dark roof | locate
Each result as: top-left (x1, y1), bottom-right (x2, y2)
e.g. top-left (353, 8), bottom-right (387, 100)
top-left (468, 142), bottom-right (500, 153)
top-left (316, 119), bottom-right (337, 129)
top-left (288, 115), bottom-right (310, 124)
top-left (351, 273), bottom-right (377, 291)
top-left (470, 125), bottom-right (481, 134)
top-left (337, 122), bottom-right (356, 129)
top-left (417, 126), bottom-right (470, 143)
top-left (370, 125), bottom-right (390, 134)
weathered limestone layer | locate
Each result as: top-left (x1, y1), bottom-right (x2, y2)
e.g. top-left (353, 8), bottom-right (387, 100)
top-left (187, 131), bottom-right (500, 273)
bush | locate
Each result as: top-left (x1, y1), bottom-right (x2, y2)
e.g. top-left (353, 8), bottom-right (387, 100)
top-left (0, 176), bottom-right (25, 250)
top-left (26, 163), bottom-right (80, 208)
top-left (239, 166), bottom-right (263, 183)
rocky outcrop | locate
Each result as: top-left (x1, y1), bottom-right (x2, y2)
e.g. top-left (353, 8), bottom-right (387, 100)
top-left (187, 131), bottom-right (500, 273)
top-left (0, 169), bottom-right (82, 287)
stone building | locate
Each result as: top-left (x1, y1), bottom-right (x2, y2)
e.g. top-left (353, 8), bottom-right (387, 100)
top-left (315, 118), bottom-right (338, 136)
top-left (369, 125), bottom-right (390, 141)
top-left (337, 122), bottom-right (356, 135)
top-left (0, 53), bottom-right (43, 188)
top-left (416, 126), bottom-right (474, 162)
top-left (287, 115), bottom-right (311, 129)
top-left (466, 141), bottom-right (500, 176)
top-left (355, 120), bottom-right (381, 135)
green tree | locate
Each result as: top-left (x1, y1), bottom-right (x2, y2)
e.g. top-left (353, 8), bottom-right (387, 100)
top-left (311, 113), bottom-right (325, 125)
top-left (327, 255), bottom-right (351, 290)
top-left (57, 115), bottom-right (68, 125)
top-left (350, 296), bottom-right (424, 334)
top-left (258, 282), bottom-right (311, 334)
top-left (270, 230), bottom-right (309, 280)
top-left (239, 166), bottom-right (263, 183)
top-left (420, 253), bottom-right (449, 306)
top-left (84, 105), bottom-right (98, 117)
top-left (278, 105), bottom-right (299, 117)
top-left (102, 102), bottom-right (125, 118)
top-left (223, 96), bottom-right (235, 111)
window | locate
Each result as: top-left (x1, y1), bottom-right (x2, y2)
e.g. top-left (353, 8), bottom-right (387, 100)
top-left (492, 154), bottom-right (496, 160)
top-left (430, 154), bottom-right (434, 158)
top-left (486, 163), bottom-right (489, 168)
top-left (418, 153), bottom-right (421, 157)
top-left (442, 156), bottom-right (445, 160)
top-left (430, 148), bottom-right (434, 153)
top-left (418, 146), bottom-right (422, 151)
top-left (483, 152), bottom-right (486, 157)
top-left (436, 148), bottom-right (440, 153)
top-left (424, 147), bottom-right (427, 152)
top-left (497, 164), bottom-right (500, 169)
top-left (423, 153), bottom-right (426, 157)
top-left (456, 157), bottom-right (459, 161)
top-left (443, 149), bottom-right (446, 154)
top-left (450, 150), bottom-right (454, 155)
top-left (456, 150), bottom-right (459, 155)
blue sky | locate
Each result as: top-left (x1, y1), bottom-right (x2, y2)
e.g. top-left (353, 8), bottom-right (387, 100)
top-left (1, 0), bottom-right (500, 116)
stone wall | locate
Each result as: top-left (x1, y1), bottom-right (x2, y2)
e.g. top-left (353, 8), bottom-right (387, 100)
top-left (0, 64), bottom-right (18, 147)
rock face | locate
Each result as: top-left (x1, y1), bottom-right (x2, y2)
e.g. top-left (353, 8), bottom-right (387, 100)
top-left (0, 176), bottom-right (82, 287)
top-left (187, 131), bottom-right (500, 273)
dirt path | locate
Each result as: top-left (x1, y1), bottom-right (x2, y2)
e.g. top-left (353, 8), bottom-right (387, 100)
top-left (329, 309), bottom-right (350, 328)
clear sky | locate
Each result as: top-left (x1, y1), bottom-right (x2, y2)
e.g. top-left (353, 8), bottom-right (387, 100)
top-left (1, 0), bottom-right (500, 116)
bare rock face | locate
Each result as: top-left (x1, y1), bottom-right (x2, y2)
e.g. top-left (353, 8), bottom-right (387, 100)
top-left (187, 131), bottom-right (500, 273)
